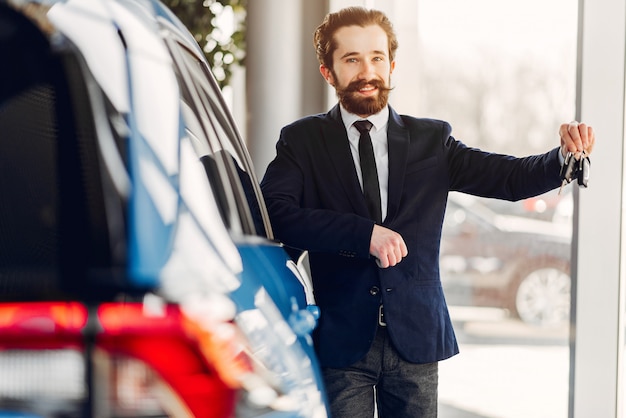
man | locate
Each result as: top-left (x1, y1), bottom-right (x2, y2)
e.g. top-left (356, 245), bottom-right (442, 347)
top-left (260, 6), bottom-right (595, 418)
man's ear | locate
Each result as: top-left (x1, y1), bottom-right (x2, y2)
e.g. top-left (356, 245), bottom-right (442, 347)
top-left (319, 65), bottom-right (335, 86)
top-left (390, 60), bottom-right (396, 75)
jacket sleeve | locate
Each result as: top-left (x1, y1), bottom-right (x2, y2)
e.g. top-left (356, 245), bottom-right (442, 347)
top-left (444, 130), bottom-right (563, 201)
top-left (260, 125), bottom-right (375, 259)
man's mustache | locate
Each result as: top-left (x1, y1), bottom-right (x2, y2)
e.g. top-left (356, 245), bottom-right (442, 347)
top-left (340, 79), bottom-right (393, 94)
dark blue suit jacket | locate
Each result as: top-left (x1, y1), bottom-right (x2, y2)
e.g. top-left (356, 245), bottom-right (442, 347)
top-left (260, 105), bottom-right (562, 368)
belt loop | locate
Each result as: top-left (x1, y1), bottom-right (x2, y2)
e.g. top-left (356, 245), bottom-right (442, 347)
top-left (378, 305), bottom-right (386, 327)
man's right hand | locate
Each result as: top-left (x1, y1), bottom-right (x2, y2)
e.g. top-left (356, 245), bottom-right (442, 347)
top-left (369, 224), bottom-right (408, 268)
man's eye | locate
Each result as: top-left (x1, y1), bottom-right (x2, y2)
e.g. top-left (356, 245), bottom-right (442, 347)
top-left (373, 56), bottom-right (384, 62)
top-left (346, 58), bottom-right (358, 63)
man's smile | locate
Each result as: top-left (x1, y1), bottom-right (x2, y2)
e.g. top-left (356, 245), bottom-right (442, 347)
top-left (358, 85), bottom-right (378, 96)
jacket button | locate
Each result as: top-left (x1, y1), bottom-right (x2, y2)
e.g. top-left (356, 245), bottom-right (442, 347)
top-left (369, 286), bottom-right (380, 296)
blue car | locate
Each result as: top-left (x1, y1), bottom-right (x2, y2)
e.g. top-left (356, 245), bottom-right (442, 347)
top-left (0, 0), bottom-right (327, 416)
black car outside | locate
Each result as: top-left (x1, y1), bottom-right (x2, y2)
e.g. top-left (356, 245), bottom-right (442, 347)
top-left (440, 192), bottom-right (572, 328)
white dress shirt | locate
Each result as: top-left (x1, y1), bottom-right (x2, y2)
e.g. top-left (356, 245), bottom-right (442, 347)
top-left (340, 105), bottom-right (389, 222)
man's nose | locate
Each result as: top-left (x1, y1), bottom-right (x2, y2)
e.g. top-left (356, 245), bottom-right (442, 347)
top-left (359, 61), bottom-right (376, 78)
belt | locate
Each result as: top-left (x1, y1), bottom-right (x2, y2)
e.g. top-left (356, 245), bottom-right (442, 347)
top-left (378, 305), bottom-right (386, 327)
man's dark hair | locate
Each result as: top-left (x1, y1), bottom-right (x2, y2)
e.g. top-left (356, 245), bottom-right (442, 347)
top-left (313, 7), bottom-right (399, 69)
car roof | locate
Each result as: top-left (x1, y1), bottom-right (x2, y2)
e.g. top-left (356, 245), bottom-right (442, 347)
top-left (448, 192), bottom-right (572, 239)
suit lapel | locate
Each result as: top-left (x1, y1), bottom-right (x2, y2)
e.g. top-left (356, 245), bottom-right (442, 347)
top-left (386, 107), bottom-right (409, 222)
top-left (323, 105), bottom-right (371, 218)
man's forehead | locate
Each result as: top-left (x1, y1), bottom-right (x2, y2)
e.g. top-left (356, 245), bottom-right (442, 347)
top-left (333, 25), bottom-right (389, 55)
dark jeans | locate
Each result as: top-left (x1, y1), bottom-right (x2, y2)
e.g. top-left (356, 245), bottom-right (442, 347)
top-left (322, 326), bottom-right (438, 418)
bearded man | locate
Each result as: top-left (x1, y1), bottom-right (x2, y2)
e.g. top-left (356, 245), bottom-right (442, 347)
top-left (261, 6), bottom-right (594, 418)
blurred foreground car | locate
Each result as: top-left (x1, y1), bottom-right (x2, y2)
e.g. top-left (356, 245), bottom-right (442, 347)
top-left (0, 0), bottom-right (327, 416)
top-left (440, 193), bottom-right (572, 327)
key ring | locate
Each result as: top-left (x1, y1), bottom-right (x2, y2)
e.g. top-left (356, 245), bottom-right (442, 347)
top-left (559, 150), bottom-right (590, 194)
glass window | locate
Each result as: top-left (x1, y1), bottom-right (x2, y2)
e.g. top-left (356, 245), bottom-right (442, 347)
top-left (405, 1), bottom-right (578, 416)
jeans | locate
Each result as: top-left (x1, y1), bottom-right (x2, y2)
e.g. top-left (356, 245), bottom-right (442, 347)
top-left (322, 326), bottom-right (438, 418)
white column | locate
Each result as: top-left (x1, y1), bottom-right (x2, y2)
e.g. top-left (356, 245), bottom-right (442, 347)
top-left (246, 0), bottom-right (302, 178)
top-left (245, 0), bottom-right (328, 179)
top-left (570, 0), bottom-right (626, 416)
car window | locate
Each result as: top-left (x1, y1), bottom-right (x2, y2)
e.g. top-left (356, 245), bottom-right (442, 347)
top-left (0, 82), bottom-right (60, 299)
top-left (163, 31), bottom-right (270, 239)
top-left (0, 14), bottom-right (127, 301)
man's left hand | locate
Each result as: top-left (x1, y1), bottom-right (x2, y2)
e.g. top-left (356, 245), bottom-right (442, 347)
top-left (560, 121), bottom-right (595, 159)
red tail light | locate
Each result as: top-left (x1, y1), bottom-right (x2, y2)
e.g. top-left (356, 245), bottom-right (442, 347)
top-left (0, 301), bottom-right (238, 418)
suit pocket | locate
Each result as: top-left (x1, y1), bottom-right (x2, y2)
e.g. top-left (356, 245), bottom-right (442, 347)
top-left (405, 155), bottom-right (438, 175)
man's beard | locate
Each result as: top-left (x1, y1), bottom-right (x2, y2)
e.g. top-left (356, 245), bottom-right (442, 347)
top-left (334, 77), bottom-right (393, 116)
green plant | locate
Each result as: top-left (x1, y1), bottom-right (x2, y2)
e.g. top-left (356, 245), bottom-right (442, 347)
top-left (163, 0), bottom-right (246, 88)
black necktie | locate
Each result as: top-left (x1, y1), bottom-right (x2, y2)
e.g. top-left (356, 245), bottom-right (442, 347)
top-left (354, 120), bottom-right (382, 224)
